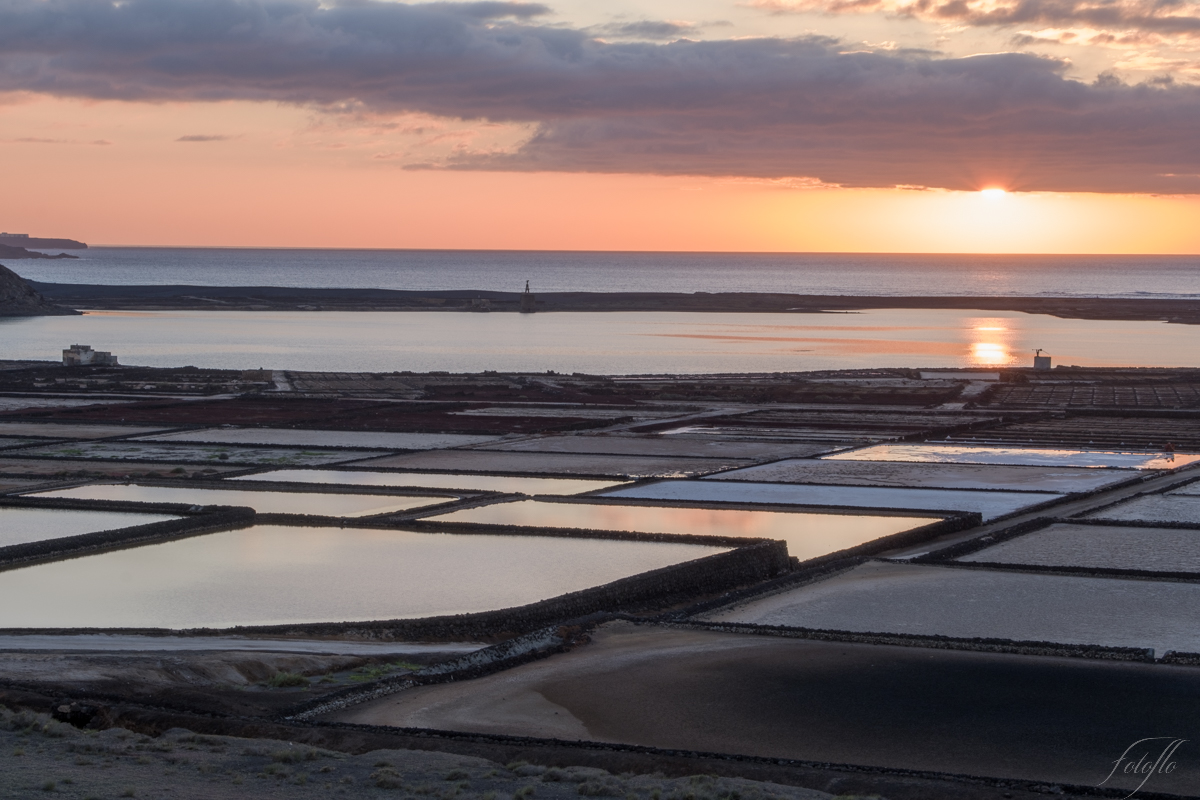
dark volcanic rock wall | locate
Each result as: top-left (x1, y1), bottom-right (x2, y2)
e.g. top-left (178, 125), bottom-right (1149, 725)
top-left (0, 263), bottom-right (77, 316)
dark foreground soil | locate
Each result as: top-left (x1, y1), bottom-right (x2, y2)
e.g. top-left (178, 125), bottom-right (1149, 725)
top-left (0, 707), bottom-right (838, 800)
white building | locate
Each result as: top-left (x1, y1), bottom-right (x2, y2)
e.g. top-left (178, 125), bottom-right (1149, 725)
top-left (63, 344), bottom-right (119, 366)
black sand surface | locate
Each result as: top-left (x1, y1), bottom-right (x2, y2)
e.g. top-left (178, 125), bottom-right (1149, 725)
top-left (335, 622), bottom-right (1200, 796)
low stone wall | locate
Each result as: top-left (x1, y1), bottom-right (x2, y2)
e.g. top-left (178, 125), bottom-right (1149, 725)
top-left (679, 620), bottom-right (1157, 663)
top-left (914, 516), bottom-right (1052, 563)
top-left (194, 540), bottom-right (792, 642)
top-left (0, 496), bottom-right (255, 571)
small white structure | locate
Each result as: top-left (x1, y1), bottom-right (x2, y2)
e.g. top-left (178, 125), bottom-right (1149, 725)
top-left (1033, 349), bottom-right (1052, 370)
top-left (63, 344), bottom-right (118, 366)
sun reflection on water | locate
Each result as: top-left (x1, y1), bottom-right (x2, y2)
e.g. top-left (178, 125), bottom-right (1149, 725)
top-left (968, 319), bottom-right (1014, 366)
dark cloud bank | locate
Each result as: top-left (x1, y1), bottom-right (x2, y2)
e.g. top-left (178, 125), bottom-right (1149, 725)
top-left (2, 0), bottom-right (1198, 192)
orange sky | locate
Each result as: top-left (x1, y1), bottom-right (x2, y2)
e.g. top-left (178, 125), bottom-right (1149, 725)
top-left (3, 2), bottom-right (1200, 259)
top-left (3, 96), bottom-right (1198, 252)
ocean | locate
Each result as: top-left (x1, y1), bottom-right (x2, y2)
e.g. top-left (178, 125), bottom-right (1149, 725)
top-left (15, 248), bottom-right (1200, 299)
top-left (6, 249), bottom-right (1198, 373)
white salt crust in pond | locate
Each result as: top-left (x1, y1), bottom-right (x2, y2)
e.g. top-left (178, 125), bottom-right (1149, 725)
top-left (474, 436), bottom-right (834, 461)
top-left (1084, 495), bottom-right (1200, 525)
top-left (140, 428), bottom-right (499, 450)
top-left (825, 444), bottom-right (1198, 470)
top-left (960, 523), bottom-right (1200, 572)
top-left (353, 450), bottom-right (746, 478)
top-left (708, 560), bottom-right (1200, 656)
top-left (30, 485), bottom-right (449, 518)
top-left (231, 469), bottom-right (627, 496)
top-left (707, 459), bottom-right (1131, 493)
top-left (0, 525), bottom-right (726, 629)
top-left (0, 507), bottom-right (179, 549)
top-left (1172, 481), bottom-right (1200, 496)
top-left (21, 441), bottom-right (379, 466)
top-left (425, 500), bottom-right (939, 561)
top-left (603, 481), bottom-right (1061, 521)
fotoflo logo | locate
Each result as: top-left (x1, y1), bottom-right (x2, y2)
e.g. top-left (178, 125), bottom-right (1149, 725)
top-left (1099, 737), bottom-right (1188, 798)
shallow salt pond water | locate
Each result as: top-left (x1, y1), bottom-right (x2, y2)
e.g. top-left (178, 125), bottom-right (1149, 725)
top-left (424, 500), bottom-right (939, 561)
top-left (29, 485), bottom-right (449, 518)
top-left (232, 469), bottom-right (627, 495)
top-left (960, 523), bottom-right (1200, 572)
top-left (707, 459), bottom-right (1132, 493)
top-left (0, 507), bottom-right (179, 549)
top-left (825, 444), bottom-right (1197, 470)
top-left (1084, 495), bottom-right (1200, 525)
top-left (0, 525), bottom-right (725, 629)
top-left (708, 560), bottom-right (1200, 656)
top-left (140, 428), bottom-right (498, 450)
top-left (603, 481), bottom-right (1059, 521)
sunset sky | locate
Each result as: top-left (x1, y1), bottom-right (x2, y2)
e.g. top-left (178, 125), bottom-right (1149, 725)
top-left (2, 0), bottom-right (1199, 252)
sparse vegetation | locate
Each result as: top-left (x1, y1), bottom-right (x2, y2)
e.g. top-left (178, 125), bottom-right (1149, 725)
top-left (264, 671), bottom-right (309, 688)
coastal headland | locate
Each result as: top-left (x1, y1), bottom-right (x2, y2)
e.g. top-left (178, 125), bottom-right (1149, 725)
top-left (26, 281), bottom-right (1200, 325)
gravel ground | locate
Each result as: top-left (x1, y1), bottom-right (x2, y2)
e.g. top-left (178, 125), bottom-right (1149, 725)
top-left (0, 708), bottom-right (833, 800)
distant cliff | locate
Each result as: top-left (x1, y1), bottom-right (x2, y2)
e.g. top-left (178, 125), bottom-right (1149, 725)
top-left (0, 235), bottom-right (87, 249)
top-left (0, 264), bottom-right (78, 316)
top-left (0, 244), bottom-right (78, 260)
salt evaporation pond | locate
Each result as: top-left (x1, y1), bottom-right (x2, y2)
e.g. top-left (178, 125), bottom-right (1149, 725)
top-left (0, 507), bottom-right (178, 549)
top-left (233, 469), bottom-right (627, 495)
top-left (31, 485), bottom-right (449, 518)
top-left (707, 459), bottom-right (1132, 493)
top-left (0, 422), bottom-right (168, 439)
top-left (709, 560), bottom-right (1200, 656)
top-left (960, 523), bottom-right (1200, 572)
top-left (0, 525), bottom-right (725, 629)
top-left (825, 444), bottom-right (1198, 470)
top-left (140, 428), bottom-right (498, 450)
top-left (1084, 495), bottom-right (1200, 525)
top-left (604, 481), bottom-right (1059, 521)
top-left (427, 500), bottom-right (939, 561)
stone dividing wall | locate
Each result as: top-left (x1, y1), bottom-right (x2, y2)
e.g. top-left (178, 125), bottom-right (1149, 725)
top-left (678, 620), bottom-right (1157, 662)
top-left (196, 540), bottom-right (792, 642)
top-left (914, 517), bottom-right (1053, 563)
top-left (0, 497), bottom-right (255, 571)
top-left (255, 512), bottom-right (775, 550)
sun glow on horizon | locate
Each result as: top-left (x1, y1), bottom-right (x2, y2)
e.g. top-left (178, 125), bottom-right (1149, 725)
top-left (981, 188), bottom-right (1008, 199)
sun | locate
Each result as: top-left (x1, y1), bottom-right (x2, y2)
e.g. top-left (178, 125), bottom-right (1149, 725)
top-left (981, 188), bottom-right (1008, 199)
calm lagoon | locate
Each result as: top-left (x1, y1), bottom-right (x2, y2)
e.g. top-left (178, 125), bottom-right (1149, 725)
top-left (3, 308), bottom-right (1198, 373)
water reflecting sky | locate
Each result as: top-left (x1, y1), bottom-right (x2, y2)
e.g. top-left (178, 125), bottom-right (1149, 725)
top-left (2, 308), bottom-right (1195, 373)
